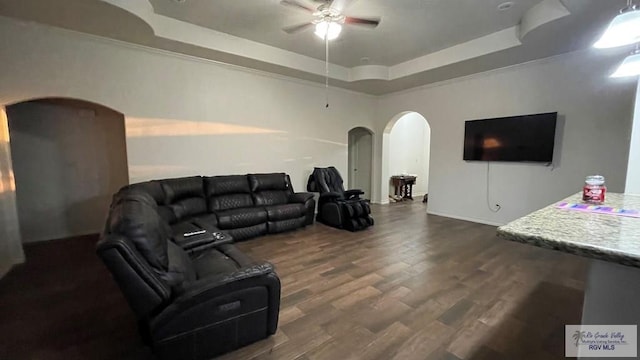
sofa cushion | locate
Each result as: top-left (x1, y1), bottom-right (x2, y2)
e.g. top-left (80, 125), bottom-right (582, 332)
top-left (253, 191), bottom-right (290, 207)
top-left (225, 223), bottom-right (268, 241)
top-left (205, 175), bottom-right (251, 196)
top-left (164, 241), bottom-right (197, 287)
top-left (215, 207), bottom-right (267, 229)
top-left (209, 194), bottom-right (254, 212)
top-left (161, 176), bottom-right (204, 200)
top-left (122, 181), bottom-right (166, 204)
top-left (249, 173), bottom-right (290, 192)
top-left (268, 218), bottom-right (305, 234)
top-left (191, 248), bottom-right (241, 279)
top-left (107, 192), bottom-right (170, 271)
top-left (190, 213), bottom-right (219, 230)
top-left (249, 173), bottom-right (292, 206)
top-left (205, 175), bottom-right (254, 211)
top-left (264, 203), bottom-right (306, 221)
top-left (159, 176), bottom-right (207, 222)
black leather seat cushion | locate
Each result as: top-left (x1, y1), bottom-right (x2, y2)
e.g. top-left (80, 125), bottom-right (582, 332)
top-left (264, 203), bottom-right (305, 221)
top-left (216, 207), bottom-right (267, 229)
top-left (190, 244), bottom-right (256, 279)
top-left (191, 248), bottom-right (240, 279)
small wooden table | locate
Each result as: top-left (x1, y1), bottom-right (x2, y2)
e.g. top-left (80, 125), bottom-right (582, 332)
top-left (391, 175), bottom-right (416, 201)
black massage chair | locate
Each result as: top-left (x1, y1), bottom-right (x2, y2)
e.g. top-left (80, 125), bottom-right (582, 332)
top-left (306, 166), bottom-right (374, 231)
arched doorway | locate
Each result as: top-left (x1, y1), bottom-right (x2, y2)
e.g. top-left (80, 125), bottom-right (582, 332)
top-left (348, 127), bottom-right (374, 199)
top-left (5, 98), bottom-right (129, 243)
top-left (381, 112), bottom-right (431, 204)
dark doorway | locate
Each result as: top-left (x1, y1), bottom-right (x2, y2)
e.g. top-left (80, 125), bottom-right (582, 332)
top-left (6, 98), bottom-right (129, 243)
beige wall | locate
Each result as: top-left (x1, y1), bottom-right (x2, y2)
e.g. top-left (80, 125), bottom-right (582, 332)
top-left (7, 99), bottom-right (129, 242)
top-left (0, 17), bottom-right (377, 192)
top-left (0, 16), bottom-right (376, 271)
top-left (376, 49), bottom-right (636, 225)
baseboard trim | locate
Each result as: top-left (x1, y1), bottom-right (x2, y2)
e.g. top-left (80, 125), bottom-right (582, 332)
top-left (427, 210), bottom-right (504, 227)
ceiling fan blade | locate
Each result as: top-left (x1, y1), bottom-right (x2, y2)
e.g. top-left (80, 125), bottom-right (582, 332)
top-left (282, 22), bottom-right (314, 34)
top-left (329, 0), bottom-right (357, 12)
top-left (345, 16), bottom-right (381, 27)
top-left (280, 0), bottom-right (316, 13)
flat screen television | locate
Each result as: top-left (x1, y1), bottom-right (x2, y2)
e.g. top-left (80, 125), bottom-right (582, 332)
top-left (463, 112), bottom-right (557, 163)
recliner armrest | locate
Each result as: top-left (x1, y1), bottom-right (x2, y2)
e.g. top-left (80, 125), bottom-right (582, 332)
top-left (344, 189), bottom-right (364, 199)
top-left (319, 191), bottom-right (343, 199)
top-left (150, 261), bottom-right (279, 337)
top-left (173, 230), bottom-right (234, 255)
top-left (288, 192), bottom-right (314, 203)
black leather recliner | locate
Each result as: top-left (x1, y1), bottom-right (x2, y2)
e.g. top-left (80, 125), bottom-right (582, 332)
top-left (97, 191), bottom-right (281, 360)
top-left (306, 166), bottom-right (374, 231)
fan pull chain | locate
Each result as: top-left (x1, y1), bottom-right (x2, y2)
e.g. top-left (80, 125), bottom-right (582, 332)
top-left (325, 32), bottom-right (330, 108)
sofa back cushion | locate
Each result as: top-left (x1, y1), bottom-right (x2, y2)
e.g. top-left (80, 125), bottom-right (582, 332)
top-left (120, 181), bottom-right (176, 223)
top-left (158, 176), bottom-right (207, 223)
top-left (107, 191), bottom-right (170, 271)
top-left (249, 173), bottom-right (293, 206)
top-left (205, 175), bottom-right (254, 211)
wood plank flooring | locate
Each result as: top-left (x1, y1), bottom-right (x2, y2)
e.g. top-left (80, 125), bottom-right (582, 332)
top-left (0, 201), bottom-right (587, 359)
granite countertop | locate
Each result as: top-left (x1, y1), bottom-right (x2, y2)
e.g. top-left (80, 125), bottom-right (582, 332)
top-left (497, 193), bottom-right (640, 268)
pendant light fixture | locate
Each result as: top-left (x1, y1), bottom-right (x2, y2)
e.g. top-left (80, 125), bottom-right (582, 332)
top-left (611, 47), bottom-right (640, 77)
top-left (594, 0), bottom-right (640, 49)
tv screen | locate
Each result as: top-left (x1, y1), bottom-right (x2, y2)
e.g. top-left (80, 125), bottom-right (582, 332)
top-left (463, 112), bottom-right (557, 163)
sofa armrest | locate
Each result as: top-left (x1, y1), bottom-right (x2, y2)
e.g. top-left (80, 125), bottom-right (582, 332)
top-left (288, 192), bottom-right (314, 203)
top-left (150, 261), bottom-right (280, 339)
top-left (176, 262), bottom-right (276, 302)
top-left (319, 191), bottom-right (343, 199)
top-left (173, 230), bottom-right (234, 255)
top-left (344, 189), bottom-right (364, 199)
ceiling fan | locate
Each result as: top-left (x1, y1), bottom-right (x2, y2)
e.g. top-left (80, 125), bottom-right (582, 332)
top-left (280, 0), bottom-right (381, 40)
top-left (280, 0), bottom-right (380, 108)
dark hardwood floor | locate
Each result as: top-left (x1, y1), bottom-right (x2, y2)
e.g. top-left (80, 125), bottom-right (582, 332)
top-left (0, 201), bottom-right (587, 359)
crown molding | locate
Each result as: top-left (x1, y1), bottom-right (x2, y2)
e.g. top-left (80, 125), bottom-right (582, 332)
top-left (99, 0), bottom-right (571, 83)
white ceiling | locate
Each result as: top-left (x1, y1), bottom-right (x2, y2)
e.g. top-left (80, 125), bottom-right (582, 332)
top-left (0, 0), bottom-right (631, 95)
top-left (148, 0), bottom-right (542, 67)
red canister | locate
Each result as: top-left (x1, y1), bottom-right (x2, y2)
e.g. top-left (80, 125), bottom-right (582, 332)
top-left (583, 175), bottom-right (606, 204)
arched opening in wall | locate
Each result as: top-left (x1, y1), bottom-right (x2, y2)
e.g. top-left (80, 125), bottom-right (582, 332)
top-left (5, 98), bottom-right (129, 244)
top-left (382, 112), bottom-right (431, 204)
top-left (348, 127), bottom-right (374, 200)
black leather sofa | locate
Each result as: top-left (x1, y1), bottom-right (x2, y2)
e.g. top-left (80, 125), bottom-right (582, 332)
top-left (121, 173), bottom-right (315, 243)
top-left (97, 173), bottom-right (314, 359)
top-left (98, 191), bottom-right (280, 360)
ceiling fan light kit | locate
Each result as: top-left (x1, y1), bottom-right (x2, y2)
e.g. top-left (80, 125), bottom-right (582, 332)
top-left (314, 21), bottom-right (342, 40)
top-left (593, 0), bottom-right (640, 78)
top-left (279, 0), bottom-right (381, 107)
top-left (611, 48), bottom-right (640, 78)
top-left (593, 4), bottom-right (640, 49)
